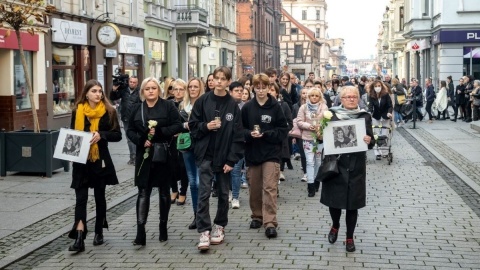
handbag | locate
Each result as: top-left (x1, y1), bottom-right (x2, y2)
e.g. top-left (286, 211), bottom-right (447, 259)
top-left (315, 150), bottom-right (341, 183)
top-left (289, 117), bottom-right (302, 138)
top-left (152, 143), bottom-right (169, 163)
top-left (396, 94), bottom-right (406, 105)
top-left (177, 132), bottom-right (192, 151)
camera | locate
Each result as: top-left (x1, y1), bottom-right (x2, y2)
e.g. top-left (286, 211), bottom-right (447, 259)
top-left (112, 73), bottom-right (129, 88)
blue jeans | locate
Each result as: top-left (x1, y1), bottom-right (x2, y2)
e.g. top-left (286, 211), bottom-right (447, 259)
top-left (394, 111), bottom-right (403, 123)
top-left (182, 149), bottom-right (199, 213)
top-left (230, 159), bottom-right (243, 200)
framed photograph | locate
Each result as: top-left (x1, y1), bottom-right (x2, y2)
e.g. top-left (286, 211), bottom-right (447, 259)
top-left (53, 128), bottom-right (93, 164)
top-left (323, 119), bottom-right (368, 155)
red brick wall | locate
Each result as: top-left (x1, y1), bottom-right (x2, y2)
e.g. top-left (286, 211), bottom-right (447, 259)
top-left (0, 94), bottom-right (47, 131)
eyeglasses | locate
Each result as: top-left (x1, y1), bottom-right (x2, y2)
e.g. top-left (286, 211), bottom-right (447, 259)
top-left (173, 88), bottom-right (185, 92)
top-left (341, 96), bottom-right (358, 100)
top-left (309, 95), bottom-right (320, 97)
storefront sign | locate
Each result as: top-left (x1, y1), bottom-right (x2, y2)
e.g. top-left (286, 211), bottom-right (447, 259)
top-left (52, 18), bottom-right (87, 45)
top-left (97, 65), bottom-right (105, 89)
top-left (432, 29), bottom-right (480, 45)
top-left (119, 35), bottom-right (144, 55)
top-left (105, 49), bottom-right (117, 58)
top-left (407, 39), bottom-right (430, 51)
top-left (0, 29), bottom-right (39, 51)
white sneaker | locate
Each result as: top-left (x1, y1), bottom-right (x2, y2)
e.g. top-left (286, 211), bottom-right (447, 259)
top-left (228, 191), bottom-right (232, 203)
top-left (279, 172), bottom-right (286, 181)
top-left (198, 231), bottom-right (210, 250)
top-left (294, 153), bottom-right (301, 160)
top-left (231, 199), bottom-right (240, 209)
top-left (241, 182), bottom-right (248, 189)
top-left (301, 174), bottom-right (307, 182)
top-left (210, 225), bottom-right (225, 245)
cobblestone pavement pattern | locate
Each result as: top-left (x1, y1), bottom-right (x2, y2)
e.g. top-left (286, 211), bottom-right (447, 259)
top-left (2, 123), bottom-right (480, 270)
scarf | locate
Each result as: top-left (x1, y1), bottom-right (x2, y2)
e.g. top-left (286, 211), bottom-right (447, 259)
top-left (74, 101), bottom-right (106, 162)
top-left (306, 100), bottom-right (319, 113)
top-left (330, 105), bottom-right (366, 120)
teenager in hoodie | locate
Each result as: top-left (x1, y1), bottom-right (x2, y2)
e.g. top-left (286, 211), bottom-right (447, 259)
top-left (241, 73), bottom-right (289, 239)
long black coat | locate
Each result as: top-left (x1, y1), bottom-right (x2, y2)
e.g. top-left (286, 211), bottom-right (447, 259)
top-left (320, 112), bottom-right (375, 210)
top-left (70, 110), bottom-right (122, 189)
top-left (279, 101), bottom-right (293, 159)
top-left (127, 99), bottom-right (183, 188)
top-left (455, 84), bottom-right (466, 105)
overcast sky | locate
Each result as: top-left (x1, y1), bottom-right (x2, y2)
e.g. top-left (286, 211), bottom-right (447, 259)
top-left (326, 0), bottom-right (389, 60)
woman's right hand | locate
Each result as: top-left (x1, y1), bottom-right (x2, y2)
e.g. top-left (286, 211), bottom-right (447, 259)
top-left (149, 128), bottom-right (155, 136)
top-left (144, 140), bottom-right (152, 148)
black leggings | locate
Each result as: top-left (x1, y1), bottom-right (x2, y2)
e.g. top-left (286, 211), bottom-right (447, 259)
top-left (329, 207), bottom-right (358, 239)
top-left (295, 138), bottom-right (306, 173)
top-left (72, 185), bottom-right (107, 237)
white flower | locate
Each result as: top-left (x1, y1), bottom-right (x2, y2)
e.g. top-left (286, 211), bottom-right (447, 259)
top-left (147, 120), bottom-right (158, 129)
top-left (323, 111), bottom-right (333, 120)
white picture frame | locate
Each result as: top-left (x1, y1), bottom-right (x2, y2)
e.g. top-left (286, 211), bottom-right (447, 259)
top-left (53, 128), bottom-right (93, 164)
top-left (323, 119), bottom-right (368, 155)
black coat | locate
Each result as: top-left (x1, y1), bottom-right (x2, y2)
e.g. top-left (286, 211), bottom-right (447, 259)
top-left (109, 86), bottom-right (141, 122)
top-left (448, 81), bottom-right (455, 101)
top-left (127, 99), bottom-right (183, 188)
top-left (368, 93), bottom-right (393, 120)
top-left (279, 101), bottom-right (293, 159)
top-left (392, 84), bottom-right (406, 112)
top-left (455, 84), bottom-right (466, 105)
top-left (70, 110), bottom-right (122, 189)
top-left (320, 112), bottom-right (375, 210)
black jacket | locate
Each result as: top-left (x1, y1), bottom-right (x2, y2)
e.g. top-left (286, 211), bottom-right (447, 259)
top-left (320, 112), bottom-right (375, 210)
top-left (425, 85), bottom-right (436, 102)
top-left (127, 99), bottom-right (183, 188)
top-left (242, 95), bottom-right (289, 166)
top-left (70, 110), bottom-right (122, 189)
top-left (448, 81), bottom-right (455, 101)
top-left (455, 84), bottom-right (466, 105)
top-left (411, 85), bottom-right (423, 107)
top-left (188, 91), bottom-right (244, 170)
top-left (368, 93), bottom-right (393, 120)
top-left (109, 86), bottom-right (141, 122)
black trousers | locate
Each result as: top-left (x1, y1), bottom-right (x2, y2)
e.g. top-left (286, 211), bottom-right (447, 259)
top-left (329, 207), bottom-right (358, 239)
top-left (72, 185), bottom-right (107, 237)
top-left (453, 103), bottom-right (464, 119)
top-left (295, 138), bottom-right (306, 173)
top-left (425, 100), bottom-right (434, 120)
top-left (170, 151), bottom-right (189, 196)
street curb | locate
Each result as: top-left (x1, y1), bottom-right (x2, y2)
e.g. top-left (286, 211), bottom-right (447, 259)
top-left (0, 188), bottom-right (138, 269)
top-left (471, 122), bottom-right (480, 133)
top-left (403, 127), bottom-right (480, 195)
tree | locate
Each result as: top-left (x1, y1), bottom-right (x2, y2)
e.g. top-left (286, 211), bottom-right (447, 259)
top-left (0, 0), bottom-right (55, 132)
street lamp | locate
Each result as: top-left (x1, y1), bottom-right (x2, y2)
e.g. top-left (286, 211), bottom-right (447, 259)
top-left (199, 30), bottom-right (213, 49)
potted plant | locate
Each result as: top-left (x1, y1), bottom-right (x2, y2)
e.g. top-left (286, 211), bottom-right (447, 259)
top-left (0, 1), bottom-right (65, 177)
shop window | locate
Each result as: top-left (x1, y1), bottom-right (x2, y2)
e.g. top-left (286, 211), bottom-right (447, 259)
top-left (118, 54), bottom-right (140, 77)
top-left (52, 45), bottom-right (76, 115)
top-left (14, 50), bottom-right (33, 111)
top-left (148, 40), bottom-right (166, 79)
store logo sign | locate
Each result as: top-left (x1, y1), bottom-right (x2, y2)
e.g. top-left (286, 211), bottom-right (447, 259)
top-left (466, 33), bottom-right (480, 40)
top-left (52, 18), bottom-right (87, 45)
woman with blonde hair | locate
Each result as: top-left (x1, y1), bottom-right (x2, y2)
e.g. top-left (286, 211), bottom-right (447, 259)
top-left (297, 87), bottom-right (329, 197)
top-left (162, 77), bottom-right (175, 100)
top-left (68, 80), bottom-right (122, 252)
top-left (127, 77), bottom-right (183, 245)
top-left (179, 77), bottom-right (205, 229)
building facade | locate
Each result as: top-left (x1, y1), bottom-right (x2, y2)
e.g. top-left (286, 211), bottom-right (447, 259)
top-left (236, 0), bottom-right (281, 78)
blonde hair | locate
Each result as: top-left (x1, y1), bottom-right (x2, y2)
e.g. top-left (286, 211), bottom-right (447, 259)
top-left (162, 77), bottom-right (175, 99)
top-left (307, 87), bottom-right (325, 103)
top-left (139, 77), bottom-right (161, 101)
top-left (339, 86), bottom-right (360, 99)
top-left (180, 78), bottom-right (205, 111)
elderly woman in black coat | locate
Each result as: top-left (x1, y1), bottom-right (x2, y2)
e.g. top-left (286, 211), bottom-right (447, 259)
top-left (127, 77), bottom-right (183, 246)
top-left (68, 79), bottom-right (122, 252)
top-left (321, 86), bottom-right (375, 252)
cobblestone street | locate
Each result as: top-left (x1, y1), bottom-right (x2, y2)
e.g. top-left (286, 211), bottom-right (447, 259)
top-left (1, 122), bottom-right (480, 270)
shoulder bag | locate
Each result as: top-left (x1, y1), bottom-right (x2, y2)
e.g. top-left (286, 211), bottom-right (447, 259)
top-left (177, 132), bottom-right (192, 151)
top-left (289, 117), bottom-right (302, 138)
top-left (315, 150), bottom-right (341, 183)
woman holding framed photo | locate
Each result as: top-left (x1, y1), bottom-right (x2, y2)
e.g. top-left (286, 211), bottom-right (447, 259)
top-left (68, 79), bottom-right (122, 252)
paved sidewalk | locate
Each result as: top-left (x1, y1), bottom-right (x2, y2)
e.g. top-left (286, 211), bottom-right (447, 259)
top-left (1, 121), bottom-right (479, 269)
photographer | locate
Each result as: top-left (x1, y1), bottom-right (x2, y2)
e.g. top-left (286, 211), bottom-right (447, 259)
top-left (110, 75), bottom-right (141, 165)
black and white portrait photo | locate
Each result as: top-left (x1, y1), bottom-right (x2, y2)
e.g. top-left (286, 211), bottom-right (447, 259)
top-left (323, 119), bottom-right (367, 155)
top-left (62, 134), bottom-right (82, 156)
top-left (54, 128), bottom-right (93, 164)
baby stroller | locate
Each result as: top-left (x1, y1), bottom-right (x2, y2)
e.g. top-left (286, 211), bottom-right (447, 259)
top-left (372, 125), bottom-right (393, 165)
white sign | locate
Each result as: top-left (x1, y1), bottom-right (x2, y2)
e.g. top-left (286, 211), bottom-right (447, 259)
top-left (52, 18), bottom-right (87, 45)
top-left (118, 35), bottom-right (144, 55)
top-left (105, 49), bottom-right (117, 58)
top-left (97, 65), bottom-right (105, 89)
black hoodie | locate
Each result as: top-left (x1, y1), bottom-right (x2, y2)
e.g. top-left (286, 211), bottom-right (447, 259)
top-left (241, 94), bottom-right (289, 166)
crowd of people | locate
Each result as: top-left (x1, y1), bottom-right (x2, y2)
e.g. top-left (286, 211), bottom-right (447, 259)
top-left (65, 66), bottom-right (479, 254)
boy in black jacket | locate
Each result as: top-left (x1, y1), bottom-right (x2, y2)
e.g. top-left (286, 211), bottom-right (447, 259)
top-left (241, 73), bottom-right (289, 238)
top-left (189, 66), bottom-right (244, 251)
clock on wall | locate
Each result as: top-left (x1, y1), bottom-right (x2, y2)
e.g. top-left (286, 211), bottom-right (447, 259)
top-left (96, 22), bottom-right (121, 47)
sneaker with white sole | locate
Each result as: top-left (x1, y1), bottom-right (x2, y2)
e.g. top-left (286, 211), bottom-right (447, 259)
top-left (301, 174), bottom-right (307, 182)
top-left (198, 231), bottom-right (210, 250)
top-left (279, 172), bottom-right (286, 181)
top-left (231, 199), bottom-right (240, 209)
top-left (293, 153), bottom-right (301, 160)
top-left (241, 182), bottom-right (248, 189)
top-left (210, 225), bottom-right (225, 245)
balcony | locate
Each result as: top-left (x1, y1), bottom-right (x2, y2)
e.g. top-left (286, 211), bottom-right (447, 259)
top-left (144, 2), bottom-right (175, 29)
top-left (174, 5), bottom-right (209, 35)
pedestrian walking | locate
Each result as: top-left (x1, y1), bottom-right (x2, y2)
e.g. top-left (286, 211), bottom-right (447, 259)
top-left (189, 66), bottom-right (244, 251)
top-left (367, 80), bottom-right (392, 160)
top-left (425, 78), bottom-right (436, 123)
top-left (471, 80), bottom-right (480, 121)
top-left (127, 77), bottom-right (183, 246)
top-left (434, 81), bottom-right (448, 120)
top-left (321, 85), bottom-right (375, 252)
top-left (68, 79), bottom-right (122, 252)
top-left (464, 75), bottom-right (475, 122)
top-left (242, 73), bottom-right (289, 238)
top-left (109, 76), bottom-right (141, 165)
top-left (452, 77), bottom-right (466, 122)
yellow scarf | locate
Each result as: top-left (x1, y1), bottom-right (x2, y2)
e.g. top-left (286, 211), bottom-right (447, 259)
top-left (75, 101), bottom-right (106, 162)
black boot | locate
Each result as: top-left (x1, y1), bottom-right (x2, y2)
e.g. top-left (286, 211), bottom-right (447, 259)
top-left (159, 220), bottom-right (168, 242)
top-left (133, 224), bottom-right (146, 246)
top-left (188, 214), bottom-right (197, 230)
top-left (159, 193), bottom-right (171, 242)
top-left (314, 180), bottom-right (320, 192)
top-left (307, 183), bottom-right (315, 197)
top-left (68, 230), bottom-right (85, 252)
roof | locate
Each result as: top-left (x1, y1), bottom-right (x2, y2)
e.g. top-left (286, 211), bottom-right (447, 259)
top-left (281, 8), bottom-right (321, 45)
